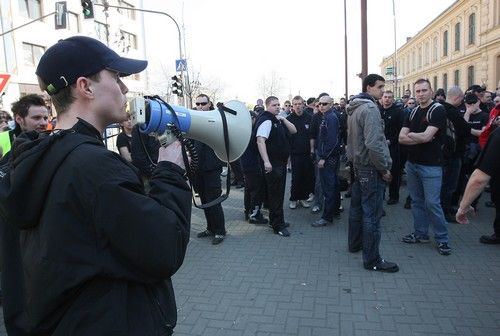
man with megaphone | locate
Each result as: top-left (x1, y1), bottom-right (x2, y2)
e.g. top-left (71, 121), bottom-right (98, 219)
top-left (255, 96), bottom-right (297, 237)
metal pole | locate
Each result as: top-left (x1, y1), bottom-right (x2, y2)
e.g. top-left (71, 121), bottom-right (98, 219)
top-left (0, 12), bottom-right (55, 37)
top-left (360, 0), bottom-right (367, 81)
top-left (344, 0), bottom-right (348, 99)
top-left (392, 0), bottom-right (398, 96)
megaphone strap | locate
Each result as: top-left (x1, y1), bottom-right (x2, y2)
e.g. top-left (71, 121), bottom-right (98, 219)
top-left (216, 102), bottom-right (237, 116)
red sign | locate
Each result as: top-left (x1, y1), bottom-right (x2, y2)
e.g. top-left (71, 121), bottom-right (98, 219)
top-left (0, 74), bottom-right (11, 95)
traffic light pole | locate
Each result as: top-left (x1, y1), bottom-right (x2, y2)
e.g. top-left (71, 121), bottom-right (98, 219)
top-left (0, 12), bottom-right (55, 37)
top-left (94, 3), bottom-right (184, 70)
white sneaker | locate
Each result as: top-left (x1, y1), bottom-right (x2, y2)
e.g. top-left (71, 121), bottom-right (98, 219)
top-left (299, 200), bottom-right (310, 208)
top-left (221, 167), bottom-right (228, 176)
top-left (289, 201), bottom-right (298, 209)
top-left (307, 193), bottom-right (315, 202)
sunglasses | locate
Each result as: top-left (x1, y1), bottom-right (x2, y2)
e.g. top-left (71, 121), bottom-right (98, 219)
top-left (195, 102), bottom-right (209, 106)
top-left (318, 102), bottom-right (330, 106)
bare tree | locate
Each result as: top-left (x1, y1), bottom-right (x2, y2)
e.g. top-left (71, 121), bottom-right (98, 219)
top-left (258, 71), bottom-right (284, 98)
top-left (190, 73), bottom-right (225, 104)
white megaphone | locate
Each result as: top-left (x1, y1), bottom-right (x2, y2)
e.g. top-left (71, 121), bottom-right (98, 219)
top-left (129, 97), bottom-right (252, 162)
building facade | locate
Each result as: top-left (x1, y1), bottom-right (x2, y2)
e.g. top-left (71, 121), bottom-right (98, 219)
top-left (0, 0), bottom-right (148, 114)
top-left (380, 0), bottom-right (500, 97)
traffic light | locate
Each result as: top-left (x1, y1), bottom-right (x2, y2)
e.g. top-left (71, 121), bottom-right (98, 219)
top-left (171, 75), bottom-right (183, 97)
top-left (81, 0), bottom-right (94, 19)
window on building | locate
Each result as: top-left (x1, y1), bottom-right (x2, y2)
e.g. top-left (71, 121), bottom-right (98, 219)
top-left (68, 12), bottom-right (80, 33)
top-left (468, 13), bottom-right (476, 45)
top-left (433, 36), bottom-right (438, 62)
top-left (22, 42), bottom-right (45, 66)
top-left (95, 21), bottom-right (109, 45)
top-left (424, 41), bottom-right (430, 65)
top-left (443, 30), bottom-right (448, 57)
top-left (443, 73), bottom-right (448, 92)
top-left (118, 0), bottom-right (136, 20)
top-left (467, 65), bottom-right (475, 88)
top-left (418, 46), bottom-right (422, 69)
top-left (433, 76), bottom-right (438, 92)
top-left (454, 69), bottom-right (460, 86)
top-left (120, 30), bottom-right (137, 50)
top-left (18, 0), bottom-right (41, 19)
top-left (455, 22), bottom-right (461, 51)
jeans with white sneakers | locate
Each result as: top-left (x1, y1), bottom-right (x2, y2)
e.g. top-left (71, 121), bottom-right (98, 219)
top-left (406, 161), bottom-right (448, 243)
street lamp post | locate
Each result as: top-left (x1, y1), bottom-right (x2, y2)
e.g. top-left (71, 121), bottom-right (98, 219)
top-left (94, 2), bottom-right (186, 105)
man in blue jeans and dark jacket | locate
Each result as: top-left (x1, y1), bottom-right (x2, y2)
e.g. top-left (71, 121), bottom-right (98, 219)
top-left (347, 74), bottom-right (399, 273)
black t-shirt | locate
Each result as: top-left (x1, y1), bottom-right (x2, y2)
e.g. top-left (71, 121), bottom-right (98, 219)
top-left (116, 132), bottom-right (132, 152)
top-left (476, 128), bottom-right (500, 182)
top-left (466, 111), bottom-right (489, 144)
top-left (403, 103), bottom-right (446, 166)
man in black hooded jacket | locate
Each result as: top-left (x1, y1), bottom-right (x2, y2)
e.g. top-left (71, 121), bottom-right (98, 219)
top-left (0, 36), bottom-right (191, 335)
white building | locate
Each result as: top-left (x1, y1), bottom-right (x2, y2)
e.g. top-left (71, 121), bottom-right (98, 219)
top-left (0, 0), bottom-right (148, 114)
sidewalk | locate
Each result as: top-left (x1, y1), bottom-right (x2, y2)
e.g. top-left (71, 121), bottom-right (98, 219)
top-left (0, 176), bottom-right (498, 335)
top-left (173, 176), bottom-right (500, 336)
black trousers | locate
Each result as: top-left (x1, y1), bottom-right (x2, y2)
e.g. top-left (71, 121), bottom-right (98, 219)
top-left (244, 171), bottom-right (264, 214)
top-left (195, 169), bottom-right (226, 235)
top-left (492, 178), bottom-right (500, 236)
top-left (290, 153), bottom-right (314, 201)
top-left (264, 165), bottom-right (287, 231)
top-left (388, 144), bottom-right (401, 200)
top-left (230, 160), bottom-right (244, 184)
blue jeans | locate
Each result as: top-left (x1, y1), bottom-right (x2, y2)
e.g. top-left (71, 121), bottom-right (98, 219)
top-left (406, 162), bottom-right (448, 243)
top-left (319, 160), bottom-right (339, 222)
top-left (313, 154), bottom-right (323, 209)
top-left (348, 169), bottom-right (385, 268)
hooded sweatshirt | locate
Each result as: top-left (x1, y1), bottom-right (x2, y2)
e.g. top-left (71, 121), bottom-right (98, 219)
top-left (0, 119), bottom-right (191, 335)
top-left (346, 93), bottom-right (392, 172)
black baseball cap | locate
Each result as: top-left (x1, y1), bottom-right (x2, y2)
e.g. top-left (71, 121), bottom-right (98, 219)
top-left (464, 93), bottom-right (479, 104)
top-left (36, 36), bottom-right (148, 95)
top-left (467, 85), bottom-right (485, 94)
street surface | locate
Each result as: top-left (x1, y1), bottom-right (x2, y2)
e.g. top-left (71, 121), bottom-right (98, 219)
top-left (0, 173), bottom-right (499, 335)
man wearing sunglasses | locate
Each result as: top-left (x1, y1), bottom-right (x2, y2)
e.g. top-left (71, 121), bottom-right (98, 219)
top-left (193, 94), bottom-right (227, 245)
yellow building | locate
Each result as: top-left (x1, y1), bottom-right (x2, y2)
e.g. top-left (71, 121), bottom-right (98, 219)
top-left (380, 0), bottom-right (500, 97)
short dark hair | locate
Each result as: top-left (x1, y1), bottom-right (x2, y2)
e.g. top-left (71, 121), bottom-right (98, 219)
top-left (265, 96), bottom-right (278, 106)
top-left (11, 94), bottom-right (46, 118)
top-left (196, 93), bottom-right (210, 102)
top-left (362, 74), bottom-right (385, 93)
top-left (306, 97), bottom-right (315, 105)
top-left (318, 92), bottom-right (329, 99)
top-left (414, 78), bottom-right (432, 89)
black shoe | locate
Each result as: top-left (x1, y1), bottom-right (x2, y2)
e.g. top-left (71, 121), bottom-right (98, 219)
top-left (485, 201), bottom-right (495, 208)
top-left (235, 183), bottom-right (245, 189)
top-left (387, 198), bottom-right (398, 205)
top-left (284, 222), bottom-right (290, 228)
top-left (249, 214), bottom-right (268, 225)
top-left (244, 211), bottom-right (249, 221)
top-left (333, 212), bottom-right (341, 219)
top-left (344, 191), bottom-right (351, 198)
top-left (479, 234), bottom-right (500, 244)
top-left (275, 228), bottom-right (290, 237)
top-left (349, 245), bottom-right (362, 253)
top-left (437, 242), bottom-right (451, 255)
top-left (365, 259), bottom-right (399, 273)
top-left (197, 230), bottom-right (213, 238)
top-left (382, 209), bottom-right (386, 217)
top-left (212, 235), bottom-right (224, 245)
top-left (404, 199), bottom-right (411, 209)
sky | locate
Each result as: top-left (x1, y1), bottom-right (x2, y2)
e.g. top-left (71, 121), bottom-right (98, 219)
top-left (142, 0), bottom-right (456, 104)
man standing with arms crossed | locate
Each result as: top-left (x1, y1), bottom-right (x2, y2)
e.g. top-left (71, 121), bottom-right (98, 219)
top-left (399, 78), bottom-right (451, 255)
top-left (347, 74), bottom-right (399, 272)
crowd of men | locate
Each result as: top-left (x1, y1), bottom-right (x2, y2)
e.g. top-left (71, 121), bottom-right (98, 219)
top-left (0, 35), bottom-right (498, 334)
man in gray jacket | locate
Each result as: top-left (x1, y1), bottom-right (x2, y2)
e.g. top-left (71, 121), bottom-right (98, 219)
top-left (347, 74), bottom-right (399, 273)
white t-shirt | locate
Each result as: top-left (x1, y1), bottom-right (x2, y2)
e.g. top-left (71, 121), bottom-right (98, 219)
top-left (256, 120), bottom-right (272, 139)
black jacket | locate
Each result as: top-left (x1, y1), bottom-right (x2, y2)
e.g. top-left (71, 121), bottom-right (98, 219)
top-left (379, 103), bottom-right (404, 147)
top-left (130, 125), bottom-right (161, 179)
top-left (286, 112), bottom-right (312, 155)
top-left (254, 111), bottom-right (290, 165)
top-left (0, 119), bottom-right (191, 335)
top-left (441, 101), bottom-right (471, 157)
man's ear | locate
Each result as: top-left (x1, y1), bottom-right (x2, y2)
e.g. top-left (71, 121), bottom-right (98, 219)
top-left (75, 77), bottom-right (94, 97)
top-left (15, 114), bottom-right (23, 125)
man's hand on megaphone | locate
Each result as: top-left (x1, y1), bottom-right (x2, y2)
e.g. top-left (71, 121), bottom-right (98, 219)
top-left (158, 140), bottom-right (185, 170)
